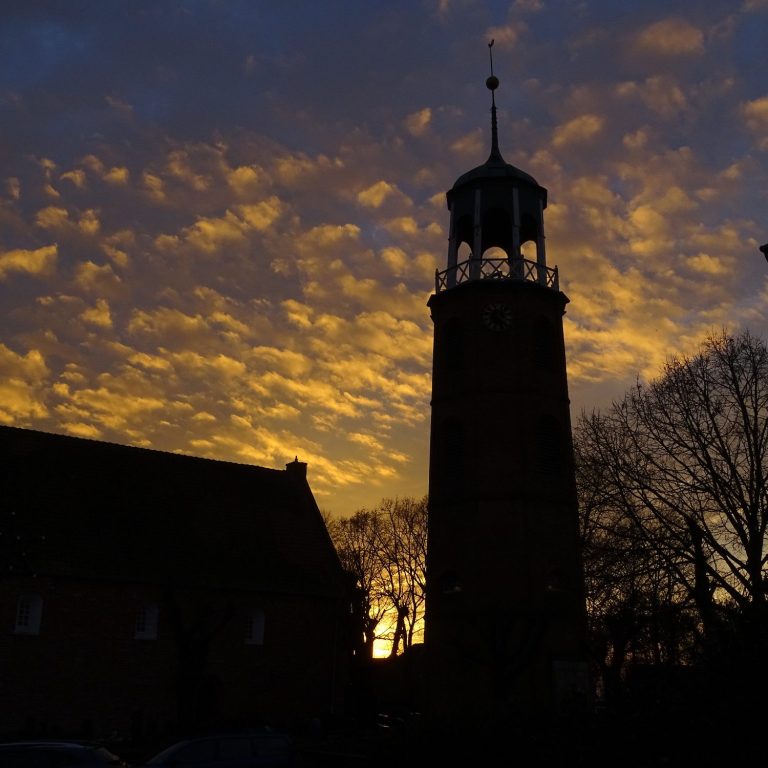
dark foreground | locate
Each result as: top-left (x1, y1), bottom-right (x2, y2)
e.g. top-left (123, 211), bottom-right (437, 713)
top-left (4, 694), bottom-right (764, 768)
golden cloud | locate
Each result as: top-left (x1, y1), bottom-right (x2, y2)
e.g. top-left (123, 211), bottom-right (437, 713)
top-left (357, 180), bottom-right (398, 208)
top-left (383, 216), bottom-right (419, 236)
top-left (35, 206), bottom-right (69, 230)
top-left (236, 197), bottom-right (283, 230)
top-left (451, 129), bottom-right (483, 157)
top-left (227, 164), bottom-right (269, 196)
top-left (183, 210), bottom-right (248, 253)
top-left (252, 346), bottom-right (313, 378)
top-left (347, 432), bottom-right (384, 450)
top-left (636, 18), bottom-right (704, 56)
top-left (637, 76), bottom-right (688, 118)
top-left (128, 307), bottom-right (210, 338)
top-left (552, 114), bottom-right (604, 147)
top-left (62, 422), bottom-right (102, 438)
top-left (0, 345), bottom-right (50, 423)
top-left (273, 152), bottom-right (342, 186)
top-left (60, 169), bottom-right (86, 188)
top-left (103, 166), bottom-right (130, 185)
top-left (78, 209), bottom-right (101, 235)
top-left (6, 177), bottom-right (20, 199)
top-left (80, 156), bottom-right (131, 187)
top-left (142, 171), bottom-right (166, 202)
top-left (207, 311), bottom-right (250, 337)
top-left (167, 150), bottom-right (211, 191)
top-left (74, 261), bottom-right (122, 295)
top-left (80, 298), bottom-right (113, 328)
top-left (623, 128), bottom-right (650, 150)
top-left (405, 108), bottom-right (432, 137)
top-left (127, 351), bottom-right (173, 371)
top-left (686, 253), bottom-right (728, 275)
top-left (101, 230), bottom-right (134, 268)
top-left (60, 384), bottom-right (167, 431)
top-left (742, 96), bottom-right (768, 150)
top-left (300, 223), bottom-right (361, 248)
top-left (281, 299), bottom-right (314, 329)
top-left (0, 245), bottom-right (57, 280)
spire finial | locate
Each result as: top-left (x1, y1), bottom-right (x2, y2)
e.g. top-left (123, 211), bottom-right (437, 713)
top-left (485, 39), bottom-right (504, 164)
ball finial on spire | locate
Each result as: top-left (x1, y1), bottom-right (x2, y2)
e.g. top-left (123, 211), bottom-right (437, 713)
top-left (486, 39), bottom-right (499, 91)
top-left (485, 39), bottom-right (503, 163)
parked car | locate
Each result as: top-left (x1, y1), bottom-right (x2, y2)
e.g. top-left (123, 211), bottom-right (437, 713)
top-left (138, 732), bottom-right (295, 768)
top-left (0, 740), bottom-right (128, 767)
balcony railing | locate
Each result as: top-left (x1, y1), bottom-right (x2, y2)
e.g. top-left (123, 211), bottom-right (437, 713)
top-left (435, 256), bottom-right (559, 293)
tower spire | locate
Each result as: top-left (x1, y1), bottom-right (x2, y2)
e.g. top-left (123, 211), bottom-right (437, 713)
top-left (486, 39), bottom-right (504, 164)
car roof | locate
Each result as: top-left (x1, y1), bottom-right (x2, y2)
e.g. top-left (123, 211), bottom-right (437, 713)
top-left (0, 741), bottom-right (97, 748)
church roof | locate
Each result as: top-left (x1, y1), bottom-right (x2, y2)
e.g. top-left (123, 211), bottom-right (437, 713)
top-left (451, 155), bottom-right (540, 191)
top-left (0, 425), bottom-right (346, 599)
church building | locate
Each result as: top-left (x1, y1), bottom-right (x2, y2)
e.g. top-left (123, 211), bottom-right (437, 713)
top-left (0, 425), bottom-right (351, 744)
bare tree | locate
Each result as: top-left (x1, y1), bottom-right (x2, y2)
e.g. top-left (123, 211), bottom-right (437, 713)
top-left (575, 329), bottom-right (768, 664)
top-left (326, 508), bottom-right (390, 658)
top-left (376, 497), bottom-right (428, 657)
top-left (575, 435), bottom-right (698, 699)
top-left (326, 496), bottom-right (428, 658)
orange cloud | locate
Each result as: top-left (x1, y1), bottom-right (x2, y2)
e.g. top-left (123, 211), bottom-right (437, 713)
top-left (552, 114), bottom-right (604, 147)
top-left (0, 245), bottom-right (58, 280)
top-left (0, 345), bottom-right (50, 423)
top-left (742, 96), bottom-right (768, 150)
top-left (405, 108), bottom-right (432, 137)
top-left (80, 298), bottom-right (114, 328)
top-left (357, 180), bottom-right (398, 208)
top-left (636, 18), bottom-right (704, 56)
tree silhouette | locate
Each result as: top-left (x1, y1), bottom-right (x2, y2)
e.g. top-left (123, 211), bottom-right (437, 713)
top-left (575, 329), bottom-right (768, 673)
top-left (327, 497), bottom-right (427, 658)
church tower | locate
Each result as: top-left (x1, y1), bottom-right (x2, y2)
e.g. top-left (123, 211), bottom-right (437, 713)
top-left (424, 54), bottom-right (588, 724)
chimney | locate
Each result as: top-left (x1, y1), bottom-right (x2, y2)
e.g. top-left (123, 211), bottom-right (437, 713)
top-left (285, 456), bottom-right (307, 481)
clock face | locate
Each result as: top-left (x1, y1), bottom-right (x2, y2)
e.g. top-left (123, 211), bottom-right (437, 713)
top-left (482, 302), bottom-right (513, 331)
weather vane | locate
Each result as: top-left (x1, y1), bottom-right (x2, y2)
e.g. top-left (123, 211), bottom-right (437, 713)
top-left (487, 39), bottom-right (499, 92)
top-left (485, 39), bottom-right (502, 162)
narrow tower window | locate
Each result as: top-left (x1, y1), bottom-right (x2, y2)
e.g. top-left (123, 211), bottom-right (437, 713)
top-left (245, 610), bottom-right (266, 645)
top-left (14, 594), bottom-right (43, 635)
top-left (134, 603), bottom-right (159, 640)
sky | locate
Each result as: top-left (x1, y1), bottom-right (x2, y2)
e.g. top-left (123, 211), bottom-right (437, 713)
top-left (1, 0), bottom-right (766, 516)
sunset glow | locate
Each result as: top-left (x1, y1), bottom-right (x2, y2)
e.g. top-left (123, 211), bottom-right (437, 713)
top-left (1, 1), bottom-right (766, 515)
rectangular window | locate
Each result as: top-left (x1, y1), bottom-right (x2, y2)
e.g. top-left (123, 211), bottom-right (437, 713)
top-left (14, 594), bottom-right (43, 635)
top-left (245, 610), bottom-right (265, 645)
top-left (134, 603), bottom-right (159, 640)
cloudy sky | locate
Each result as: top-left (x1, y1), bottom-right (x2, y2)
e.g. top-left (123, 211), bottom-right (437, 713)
top-left (1, 0), bottom-right (766, 515)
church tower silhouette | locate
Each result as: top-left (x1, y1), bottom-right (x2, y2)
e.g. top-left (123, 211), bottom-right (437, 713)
top-left (424, 50), bottom-right (589, 725)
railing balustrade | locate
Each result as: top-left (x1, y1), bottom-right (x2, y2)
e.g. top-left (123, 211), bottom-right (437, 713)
top-left (435, 256), bottom-right (559, 293)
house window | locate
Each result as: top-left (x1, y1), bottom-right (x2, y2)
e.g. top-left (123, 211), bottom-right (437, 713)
top-left (245, 610), bottom-right (265, 645)
top-left (14, 594), bottom-right (43, 635)
top-left (134, 603), bottom-right (159, 640)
